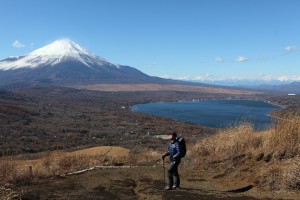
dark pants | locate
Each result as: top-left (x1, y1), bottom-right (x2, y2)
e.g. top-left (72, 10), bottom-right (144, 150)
top-left (167, 159), bottom-right (181, 187)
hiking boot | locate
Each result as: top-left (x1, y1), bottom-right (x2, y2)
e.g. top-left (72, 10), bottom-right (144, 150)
top-left (172, 185), bottom-right (180, 190)
top-left (164, 186), bottom-right (172, 190)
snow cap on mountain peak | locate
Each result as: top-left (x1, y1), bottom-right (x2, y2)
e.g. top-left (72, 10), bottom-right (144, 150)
top-left (30, 39), bottom-right (94, 58)
top-left (0, 39), bottom-right (119, 70)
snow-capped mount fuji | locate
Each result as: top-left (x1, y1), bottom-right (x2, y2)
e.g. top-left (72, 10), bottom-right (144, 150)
top-left (0, 39), bottom-right (119, 70)
top-left (0, 39), bottom-right (169, 88)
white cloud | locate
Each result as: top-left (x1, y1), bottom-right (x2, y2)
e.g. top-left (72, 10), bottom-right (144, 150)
top-left (186, 73), bottom-right (217, 81)
top-left (277, 76), bottom-right (300, 82)
top-left (295, 77), bottom-right (300, 81)
top-left (176, 76), bottom-right (190, 80)
top-left (277, 76), bottom-right (290, 81)
top-left (162, 72), bottom-right (300, 84)
top-left (284, 45), bottom-right (299, 53)
top-left (215, 57), bottom-right (224, 62)
top-left (259, 74), bottom-right (300, 82)
top-left (194, 76), bottom-right (204, 81)
top-left (12, 40), bottom-right (25, 48)
top-left (235, 56), bottom-right (248, 62)
top-left (259, 73), bottom-right (273, 81)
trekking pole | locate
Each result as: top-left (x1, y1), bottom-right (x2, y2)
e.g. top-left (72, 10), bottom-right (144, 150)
top-left (163, 158), bottom-right (166, 186)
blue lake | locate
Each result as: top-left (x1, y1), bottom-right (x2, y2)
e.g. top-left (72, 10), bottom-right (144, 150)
top-left (131, 100), bottom-right (281, 129)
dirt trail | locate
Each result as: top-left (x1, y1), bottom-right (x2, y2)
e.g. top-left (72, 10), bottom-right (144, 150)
top-left (17, 165), bottom-right (287, 200)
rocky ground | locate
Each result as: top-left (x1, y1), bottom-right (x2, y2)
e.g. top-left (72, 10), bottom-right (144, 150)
top-left (16, 164), bottom-right (295, 200)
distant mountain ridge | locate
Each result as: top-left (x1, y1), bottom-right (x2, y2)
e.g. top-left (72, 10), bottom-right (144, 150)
top-left (0, 39), bottom-right (178, 89)
top-left (249, 81), bottom-right (300, 94)
top-left (192, 79), bottom-right (294, 87)
top-left (191, 79), bottom-right (300, 94)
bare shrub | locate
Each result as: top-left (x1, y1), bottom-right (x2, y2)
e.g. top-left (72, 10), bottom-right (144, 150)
top-left (0, 159), bottom-right (17, 185)
top-left (268, 116), bottom-right (300, 159)
top-left (259, 165), bottom-right (283, 191)
top-left (40, 152), bottom-right (57, 177)
top-left (256, 158), bottom-right (300, 192)
top-left (0, 186), bottom-right (21, 200)
top-left (0, 158), bottom-right (33, 200)
top-left (282, 157), bottom-right (300, 191)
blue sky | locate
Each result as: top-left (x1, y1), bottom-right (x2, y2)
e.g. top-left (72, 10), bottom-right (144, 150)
top-left (1, 0), bottom-right (300, 83)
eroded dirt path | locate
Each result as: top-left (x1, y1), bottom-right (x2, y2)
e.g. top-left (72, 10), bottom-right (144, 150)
top-left (18, 165), bottom-right (278, 200)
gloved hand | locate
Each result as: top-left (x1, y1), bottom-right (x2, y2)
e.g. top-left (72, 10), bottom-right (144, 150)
top-left (173, 157), bottom-right (178, 163)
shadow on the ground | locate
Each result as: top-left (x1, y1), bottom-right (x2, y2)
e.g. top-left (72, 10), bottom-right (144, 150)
top-left (226, 185), bottom-right (254, 193)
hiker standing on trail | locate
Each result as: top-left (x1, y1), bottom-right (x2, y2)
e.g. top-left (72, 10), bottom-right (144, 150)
top-left (162, 131), bottom-right (185, 190)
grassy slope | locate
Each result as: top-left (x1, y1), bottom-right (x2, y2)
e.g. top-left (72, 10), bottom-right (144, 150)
top-left (190, 117), bottom-right (300, 193)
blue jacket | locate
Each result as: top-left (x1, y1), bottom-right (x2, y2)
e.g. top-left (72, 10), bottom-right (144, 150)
top-left (166, 138), bottom-right (182, 161)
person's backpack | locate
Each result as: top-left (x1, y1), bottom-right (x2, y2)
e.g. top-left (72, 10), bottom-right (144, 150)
top-left (177, 137), bottom-right (186, 157)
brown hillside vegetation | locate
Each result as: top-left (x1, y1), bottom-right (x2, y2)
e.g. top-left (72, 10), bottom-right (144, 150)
top-left (268, 95), bottom-right (300, 118)
top-left (0, 87), bottom-right (216, 155)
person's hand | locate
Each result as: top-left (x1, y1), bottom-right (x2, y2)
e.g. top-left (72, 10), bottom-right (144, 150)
top-left (173, 157), bottom-right (178, 163)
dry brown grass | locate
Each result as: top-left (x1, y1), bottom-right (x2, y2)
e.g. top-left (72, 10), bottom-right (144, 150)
top-left (190, 116), bottom-right (300, 192)
top-left (256, 158), bottom-right (300, 192)
top-left (129, 148), bottom-right (162, 165)
top-left (0, 146), bottom-right (130, 188)
top-left (192, 123), bottom-right (262, 162)
top-left (0, 145), bottom-right (160, 199)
